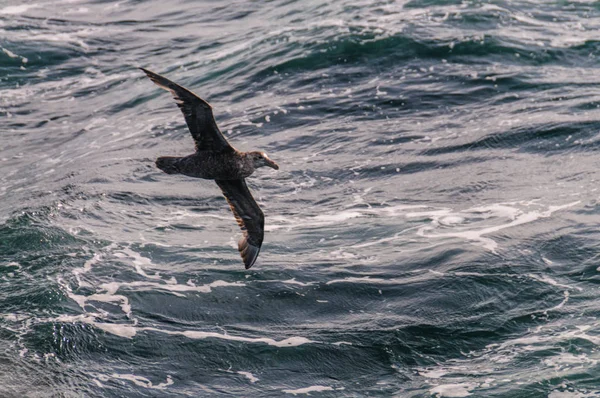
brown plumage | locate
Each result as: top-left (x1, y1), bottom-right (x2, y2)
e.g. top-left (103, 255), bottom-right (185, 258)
top-left (140, 68), bottom-right (279, 269)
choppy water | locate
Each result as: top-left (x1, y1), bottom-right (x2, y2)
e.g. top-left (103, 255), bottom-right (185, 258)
top-left (2, 0), bottom-right (600, 396)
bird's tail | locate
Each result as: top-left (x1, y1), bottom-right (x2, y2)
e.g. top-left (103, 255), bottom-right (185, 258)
top-left (156, 156), bottom-right (182, 174)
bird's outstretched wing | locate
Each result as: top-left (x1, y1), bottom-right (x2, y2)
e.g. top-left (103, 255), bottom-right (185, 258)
top-left (140, 68), bottom-right (233, 153)
top-left (216, 179), bottom-right (264, 269)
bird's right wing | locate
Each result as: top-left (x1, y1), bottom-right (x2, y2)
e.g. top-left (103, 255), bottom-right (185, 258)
top-left (215, 179), bottom-right (265, 269)
top-left (140, 68), bottom-right (233, 152)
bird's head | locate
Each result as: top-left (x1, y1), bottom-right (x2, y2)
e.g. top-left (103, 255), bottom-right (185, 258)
top-left (249, 151), bottom-right (279, 170)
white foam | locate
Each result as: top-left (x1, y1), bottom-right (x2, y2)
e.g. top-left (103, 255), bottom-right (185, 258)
top-left (237, 371), bottom-right (259, 383)
top-left (43, 352), bottom-right (57, 363)
top-left (439, 216), bottom-right (465, 225)
top-left (114, 248), bottom-right (162, 280)
top-left (58, 272), bottom-right (133, 316)
top-left (280, 279), bottom-right (316, 287)
top-left (71, 290), bottom-right (131, 316)
top-left (267, 200), bottom-right (576, 255)
top-left (430, 383), bottom-right (475, 397)
top-left (526, 274), bottom-right (581, 291)
top-left (73, 253), bottom-right (101, 288)
top-left (283, 385), bottom-right (334, 395)
top-left (265, 212), bottom-right (355, 232)
top-left (314, 212), bottom-right (362, 223)
top-left (64, 6), bottom-right (89, 15)
top-left (81, 253), bottom-right (101, 272)
top-left (415, 201), bottom-right (580, 252)
top-left (496, 323), bottom-right (600, 350)
top-left (96, 322), bottom-right (137, 338)
top-left (544, 352), bottom-right (598, 368)
top-left (419, 369), bottom-right (448, 379)
top-left (0, 28), bottom-right (92, 50)
top-left (151, 328), bottom-right (314, 347)
top-left (2, 313), bottom-right (29, 322)
top-left (328, 249), bottom-right (356, 260)
top-left (549, 291), bottom-right (570, 312)
top-left (54, 314), bottom-right (316, 346)
top-left (265, 205), bottom-right (426, 232)
top-left (417, 314), bottom-right (600, 396)
top-left (55, 315), bottom-right (137, 338)
top-left (203, 37), bottom-right (256, 62)
top-left (99, 279), bottom-right (245, 298)
top-left (542, 257), bottom-right (554, 265)
top-left (350, 226), bottom-right (420, 249)
top-left (110, 373), bottom-right (173, 390)
top-left (406, 209), bottom-right (453, 219)
top-left (1, 47), bottom-right (26, 64)
top-left (0, 4), bottom-right (39, 14)
top-left (326, 276), bottom-right (403, 285)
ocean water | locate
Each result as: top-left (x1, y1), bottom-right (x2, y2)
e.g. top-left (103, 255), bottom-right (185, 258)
top-left (2, 0), bottom-right (600, 396)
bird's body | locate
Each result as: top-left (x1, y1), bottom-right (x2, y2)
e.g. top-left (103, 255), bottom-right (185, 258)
top-left (157, 151), bottom-right (255, 180)
top-left (140, 67), bottom-right (278, 269)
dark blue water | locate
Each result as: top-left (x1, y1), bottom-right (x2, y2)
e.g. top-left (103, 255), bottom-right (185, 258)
top-left (2, 0), bottom-right (600, 396)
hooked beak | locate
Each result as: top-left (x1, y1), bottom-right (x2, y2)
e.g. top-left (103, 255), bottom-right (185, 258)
top-left (264, 157), bottom-right (279, 170)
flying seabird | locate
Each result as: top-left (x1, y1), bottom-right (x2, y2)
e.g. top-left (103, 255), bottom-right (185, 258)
top-left (140, 68), bottom-right (279, 269)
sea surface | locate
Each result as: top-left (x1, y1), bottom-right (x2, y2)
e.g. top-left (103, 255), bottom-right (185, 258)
top-left (2, 0), bottom-right (600, 396)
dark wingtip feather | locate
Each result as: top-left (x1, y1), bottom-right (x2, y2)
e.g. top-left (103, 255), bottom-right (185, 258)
top-left (139, 68), bottom-right (165, 86)
top-left (239, 237), bottom-right (261, 269)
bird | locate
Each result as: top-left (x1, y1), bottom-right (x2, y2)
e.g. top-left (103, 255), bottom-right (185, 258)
top-left (139, 68), bottom-right (279, 269)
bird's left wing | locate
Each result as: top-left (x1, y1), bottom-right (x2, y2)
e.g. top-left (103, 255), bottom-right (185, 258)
top-left (215, 179), bottom-right (265, 269)
top-left (140, 68), bottom-right (233, 153)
